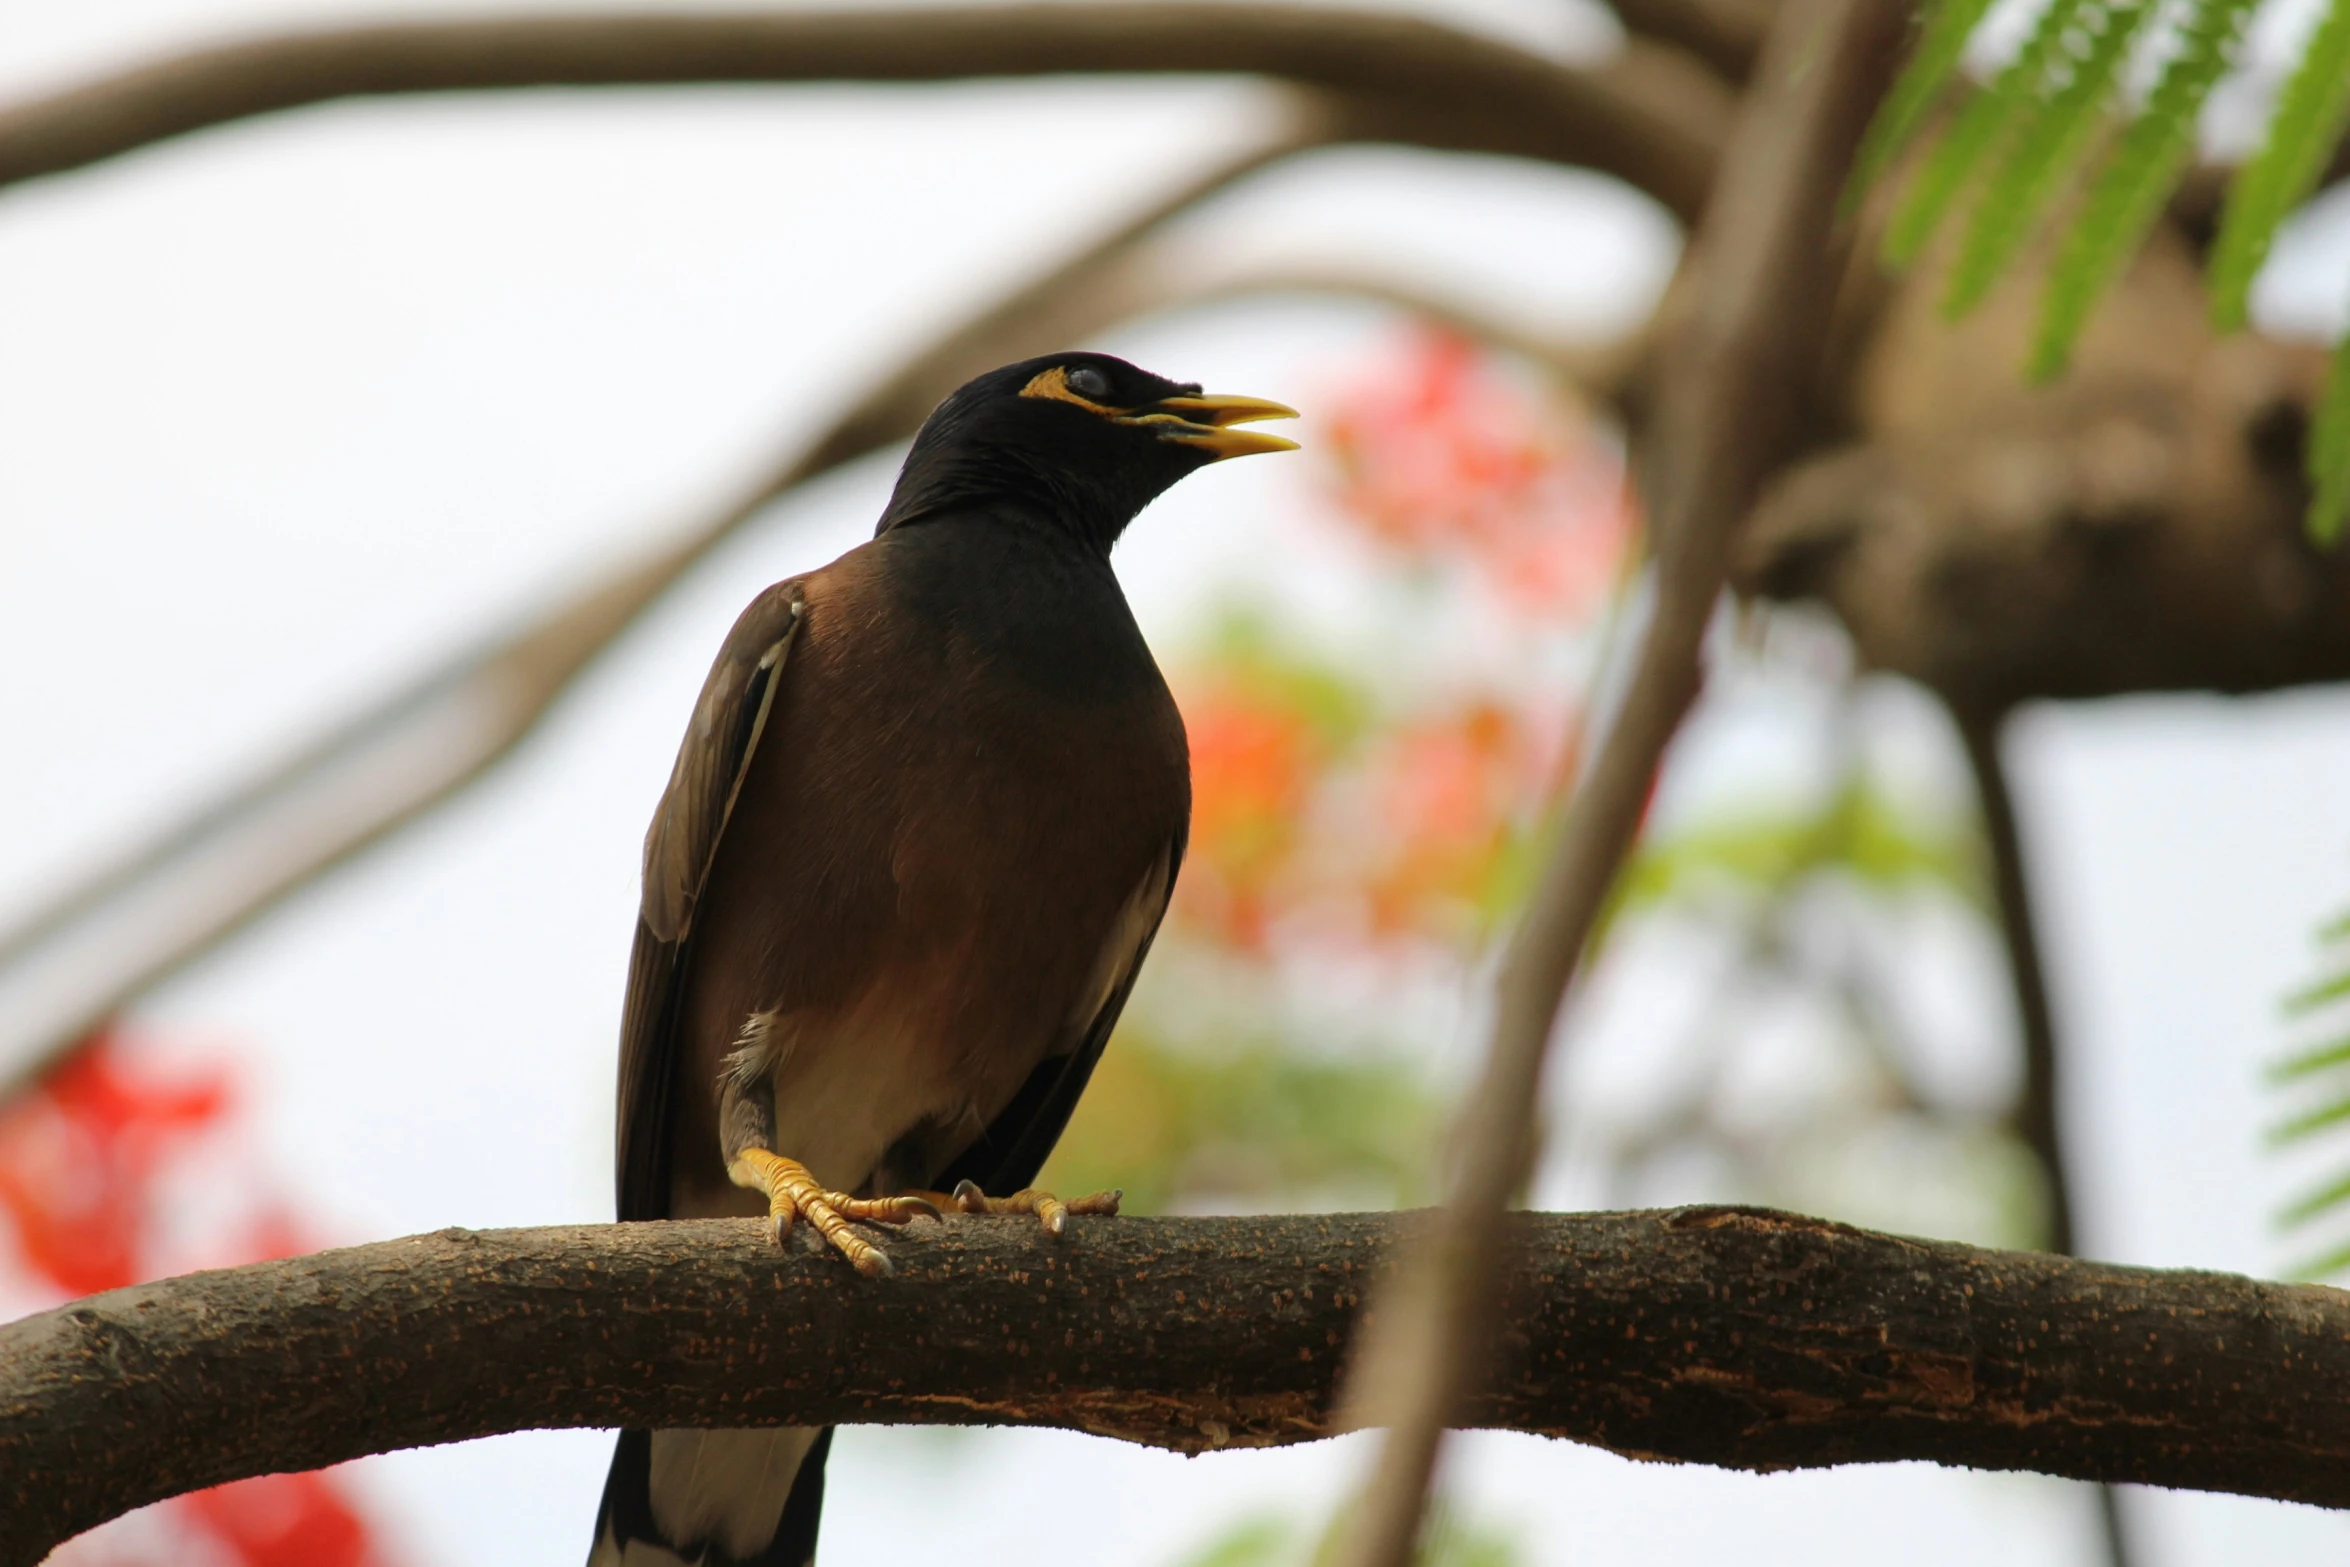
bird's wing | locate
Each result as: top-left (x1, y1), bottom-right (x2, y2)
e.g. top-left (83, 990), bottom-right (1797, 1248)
top-left (934, 821), bottom-right (1187, 1196)
top-left (615, 580), bottom-right (805, 1221)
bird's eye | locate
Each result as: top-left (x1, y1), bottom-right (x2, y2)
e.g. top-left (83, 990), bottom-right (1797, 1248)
top-left (1065, 365), bottom-right (1113, 401)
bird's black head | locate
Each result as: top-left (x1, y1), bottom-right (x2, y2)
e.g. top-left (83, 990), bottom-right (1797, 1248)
top-left (876, 352), bottom-right (1299, 551)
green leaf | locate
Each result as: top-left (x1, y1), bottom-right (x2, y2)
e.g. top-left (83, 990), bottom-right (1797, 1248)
top-left (2267, 1030), bottom-right (2350, 1084)
top-left (1944, 0), bottom-right (2160, 319)
top-left (2323, 908), bottom-right (2350, 943)
top-left (2282, 1234), bottom-right (2350, 1280)
top-left (2031, 0), bottom-right (2259, 378)
top-left (2265, 1092), bottom-right (2350, 1146)
top-left (2307, 327), bottom-right (2350, 546)
top-left (2284, 966), bottom-right (2350, 1015)
top-left (2276, 1167), bottom-right (2350, 1228)
top-left (1848, 0), bottom-right (2006, 209)
top-left (1044, 1023), bottom-right (1442, 1215)
top-left (1885, 0), bottom-right (2101, 264)
top-left (2208, 0), bottom-right (2350, 329)
top-left (1170, 1517), bottom-right (1295, 1567)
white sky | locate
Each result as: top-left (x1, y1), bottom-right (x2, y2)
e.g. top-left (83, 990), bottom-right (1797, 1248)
top-left (5, 2), bottom-right (2350, 1565)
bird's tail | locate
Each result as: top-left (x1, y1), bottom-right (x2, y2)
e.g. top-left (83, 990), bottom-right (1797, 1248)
top-left (588, 1425), bottom-right (833, 1567)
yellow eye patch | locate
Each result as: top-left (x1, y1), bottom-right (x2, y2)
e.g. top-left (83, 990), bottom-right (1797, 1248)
top-left (1019, 366), bottom-right (1121, 416)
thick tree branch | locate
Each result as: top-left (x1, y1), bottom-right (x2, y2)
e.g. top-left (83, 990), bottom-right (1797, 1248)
top-left (0, 7), bottom-right (1729, 222)
top-left (1735, 226), bottom-right (2349, 709)
top-left (11, 1208), bottom-right (2350, 1561)
top-left (1326, 1), bottom-right (1902, 1562)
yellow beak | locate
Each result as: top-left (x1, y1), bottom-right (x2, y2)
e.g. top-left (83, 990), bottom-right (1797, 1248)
top-left (1116, 393), bottom-right (1302, 460)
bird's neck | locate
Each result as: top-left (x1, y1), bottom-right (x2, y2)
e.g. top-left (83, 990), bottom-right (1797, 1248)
top-left (877, 448), bottom-right (1132, 554)
top-left (874, 512), bottom-right (1159, 705)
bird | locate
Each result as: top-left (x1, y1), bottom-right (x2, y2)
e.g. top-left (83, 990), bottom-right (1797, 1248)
top-left (587, 351), bottom-right (1299, 1566)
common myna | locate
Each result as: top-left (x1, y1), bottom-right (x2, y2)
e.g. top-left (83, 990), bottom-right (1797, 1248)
top-left (587, 352), bottom-right (1298, 1566)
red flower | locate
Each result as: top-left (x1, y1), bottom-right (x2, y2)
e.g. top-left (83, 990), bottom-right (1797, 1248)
top-left (1178, 683), bottom-right (1324, 948)
top-left (1320, 327), bottom-right (1633, 616)
top-left (4, 1032), bottom-right (415, 1567)
top-left (0, 1029), bottom-right (227, 1296)
top-left (185, 1473), bottom-right (387, 1567)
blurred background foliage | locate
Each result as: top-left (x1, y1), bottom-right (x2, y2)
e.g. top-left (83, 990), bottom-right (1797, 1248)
top-left (1855, 0), bottom-right (2350, 537)
top-left (2265, 907), bottom-right (2350, 1274)
top-left (1042, 326), bottom-right (2035, 1260)
top-left (1169, 1503), bottom-right (1520, 1567)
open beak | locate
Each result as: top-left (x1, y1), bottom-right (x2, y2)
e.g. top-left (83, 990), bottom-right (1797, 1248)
top-left (1116, 393), bottom-right (1302, 460)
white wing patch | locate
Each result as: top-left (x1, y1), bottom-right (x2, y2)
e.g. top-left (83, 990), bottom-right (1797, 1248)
top-left (1068, 852), bottom-right (1175, 1036)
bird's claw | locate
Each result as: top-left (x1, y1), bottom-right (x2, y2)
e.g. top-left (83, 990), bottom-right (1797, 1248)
top-left (735, 1148), bottom-right (934, 1277)
top-left (944, 1179), bottom-right (1122, 1236)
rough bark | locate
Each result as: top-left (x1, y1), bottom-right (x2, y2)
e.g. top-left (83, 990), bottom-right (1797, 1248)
top-left (0, 6), bottom-right (1730, 223)
top-left (9, 1208), bottom-right (2350, 1561)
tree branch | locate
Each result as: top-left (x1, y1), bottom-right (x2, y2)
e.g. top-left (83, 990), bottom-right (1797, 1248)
top-left (1607, 0), bottom-right (1776, 82)
top-left (1957, 707), bottom-right (2143, 1567)
top-left (0, 6), bottom-right (1730, 222)
top-left (1325, 0), bottom-right (1903, 1561)
top-left (11, 1207), bottom-right (2350, 1562)
top-left (1732, 228), bottom-right (2350, 710)
top-left (1955, 711), bottom-right (2078, 1256)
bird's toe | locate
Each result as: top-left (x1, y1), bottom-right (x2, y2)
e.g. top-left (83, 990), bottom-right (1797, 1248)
top-left (923, 1183), bottom-right (1121, 1235)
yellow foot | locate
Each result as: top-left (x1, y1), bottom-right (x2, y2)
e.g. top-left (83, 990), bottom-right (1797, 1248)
top-left (931, 1179), bottom-right (1122, 1237)
top-left (731, 1148), bottom-right (938, 1277)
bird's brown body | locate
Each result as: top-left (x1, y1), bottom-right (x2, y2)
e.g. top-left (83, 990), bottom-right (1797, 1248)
top-left (591, 352), bottom-right (1294, 1567)
top-left (651, 521), bottom-right (1188, 1225)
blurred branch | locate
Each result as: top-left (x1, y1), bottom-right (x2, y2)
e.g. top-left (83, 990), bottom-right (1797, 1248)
top-left (16, 1207), bottom-right (2350, 1561)
top-left (1324, 0), bottom-right (1903, 1560)
top-left (1954, 711), bottom-right (2077, 1255)
top-left (1733, 335), bottom-right (2350, 708)
top-left (1607, 0), bottom-right (1776, 82)
top-left (0, 5), bottom-right (1731, 223)
top-left (1183, 266), bottom-right (1645, 398)
top-left (0, 108), bottom-right (1653, 1104)
top-left (1956, 708), bottom-right (2137, 1567)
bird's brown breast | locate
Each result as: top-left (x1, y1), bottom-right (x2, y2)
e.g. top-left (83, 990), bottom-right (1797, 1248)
top-left (664, 529), bottom-right (1187, 1215)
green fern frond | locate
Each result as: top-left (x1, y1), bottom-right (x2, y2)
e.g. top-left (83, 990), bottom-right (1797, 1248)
top-left (2265, 898), bottom-right (2350, 1274)
top-left (1849, 0), bottom-right (2006, 207)
top-left (1943, 0), bottom-right (2159, 317)
top-left (2266, 1092), bottom-right (2350, 1146)
top-left (2277, 1167), bottom-right (2350, 1227)
top-left (2284, 966), bottom-right (2350, 1015)
top-left (2268, 1030), bottom-right (2350, 1083)
top-left (1885, 0), bottom-right (2101, 264)
top-left (2308, 328), bottom-right (2350, 545)
top-left (2030, 0), bottom-right (2259, 378)
top-left (2283, 1235), bottom-right (2350, 1280)
top-left (2209, 0), bottom-right (2350, 329)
